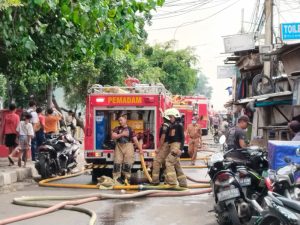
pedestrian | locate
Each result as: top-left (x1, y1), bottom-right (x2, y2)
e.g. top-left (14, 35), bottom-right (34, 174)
top-left (151, 113), bottom-right (171, 185)
top-left (36, 107), bottom-right (45, 148)
top-left (220, 118), bottom-right (229, 135)
top-left (288, 120), bottom-right (300, 141)
top-left (111, 113), bottom-right (143, 184)
top-left (8, 113), bottom-right (34, 167)
top-left (226, 115), bottom-right (250, 150)
top-left (186, 116), bottom-right (202, 166)
top-left (2, 103), bottom-right (20, 166)
top-left (212, 115), bottom-right (220, 133)
top-left (65, 110), bottom-right (76, 136)
top-left (27, 100), bottom-right (39, 161)
top-left (76, 112), bottom-right (84, 139)
top-left (44, 107), bottom-right (62, 137)
top-left (164, 108), bottom-right (187, 187)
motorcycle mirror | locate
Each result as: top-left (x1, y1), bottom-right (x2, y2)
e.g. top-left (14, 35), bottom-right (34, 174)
top-left (284, 156), bottom-right (292, 164)
top-left (219, 135), bottom-right (226, 145)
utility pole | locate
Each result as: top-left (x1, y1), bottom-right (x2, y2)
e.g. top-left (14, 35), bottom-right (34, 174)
top-left (264, 0), bottom-right (273, 77)
top-left (240, 8), bottom-right (245, 34)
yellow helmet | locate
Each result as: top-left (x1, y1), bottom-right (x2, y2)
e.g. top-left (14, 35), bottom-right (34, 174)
top-left (164, 108), bottom-right (181, 118)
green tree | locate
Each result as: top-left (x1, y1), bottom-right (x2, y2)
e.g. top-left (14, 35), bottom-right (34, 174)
top-left (195, 72), bottom-right (213, 99)
top-left (144, 42), bottom-right (198, 95)
top-left (0, 0), bottom-right (165, 107)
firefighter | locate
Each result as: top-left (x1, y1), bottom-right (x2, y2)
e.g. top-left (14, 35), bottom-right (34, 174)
top-left (111, 114), bottom-right (143, 184)
top-left (186, 116), bottom-right (202, 165)
top-left (151, 113), bottom-right (171, 185)
top-left (165, 108), bottom-right (187, 187)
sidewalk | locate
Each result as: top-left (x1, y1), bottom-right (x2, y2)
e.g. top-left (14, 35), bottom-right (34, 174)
top-left (0, 157), bottom-right (39, 193)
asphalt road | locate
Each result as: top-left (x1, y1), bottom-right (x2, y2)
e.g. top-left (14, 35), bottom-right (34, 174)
top-left (0, 136), bottom-right (219, 225)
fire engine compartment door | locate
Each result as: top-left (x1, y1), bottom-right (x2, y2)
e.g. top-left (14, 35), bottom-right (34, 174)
top-left (94, 107), bottom-right (157, 150)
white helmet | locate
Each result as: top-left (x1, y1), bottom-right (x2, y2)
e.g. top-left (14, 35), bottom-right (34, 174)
top-left (163, 114), bottom-right (170, 120)
top-left (164, 108), bottom-right (181, 118)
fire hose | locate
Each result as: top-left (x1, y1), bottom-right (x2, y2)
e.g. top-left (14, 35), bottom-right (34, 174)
top-left (0, 188), bottom-right (212, 225)
top-left (0, 152), bottom-right (212, 225)
top-left (39, 152), bottom-right (211, 189)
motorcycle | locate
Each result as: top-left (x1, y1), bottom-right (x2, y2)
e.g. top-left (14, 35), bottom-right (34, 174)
top-left (224, 146), bottom-right (270, 204)
top-left (214, 130), bottom-right (222, 144)
top-left (249, 191), bottom-right (300, 225)
top-left (35, 132), bottom-right (80, 179)
top-left (209, 152), bottom-right (247, 225)
top-left (269, 157), bottom-right (300, 200)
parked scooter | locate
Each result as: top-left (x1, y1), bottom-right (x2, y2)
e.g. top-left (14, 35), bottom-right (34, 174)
top-left (209, 137), bottom-right (270, 225)
top-left (248, 191), bottom-right (300, 225)
top-left (208, 152), bottom-right (244, 225)
top-left (269, 157), bottom-right (300, 200)
top-left (35, 132), bottom-right (81, 179)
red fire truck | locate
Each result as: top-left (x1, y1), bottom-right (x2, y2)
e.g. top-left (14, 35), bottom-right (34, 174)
top-left (173, 95), bottom-right (209, 153)
top-left (84, 83), bottom-right (172, 181)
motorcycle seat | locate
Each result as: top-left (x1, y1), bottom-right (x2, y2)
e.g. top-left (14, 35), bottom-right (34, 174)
top-left (277, 196), bottom-right (300, 213)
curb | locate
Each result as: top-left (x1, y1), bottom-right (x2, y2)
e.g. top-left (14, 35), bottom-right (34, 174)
top-left (0, 159), bottom-right (39, 189)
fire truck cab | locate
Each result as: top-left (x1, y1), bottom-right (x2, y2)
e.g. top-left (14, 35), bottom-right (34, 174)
top-left (173, 95), bottom-right (209, 156)
top-left (84, 84), bottom-right (172, 181)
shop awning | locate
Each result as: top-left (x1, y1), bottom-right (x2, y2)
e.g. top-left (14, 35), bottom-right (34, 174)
top-left (255, 99), bottom-right (292, 107)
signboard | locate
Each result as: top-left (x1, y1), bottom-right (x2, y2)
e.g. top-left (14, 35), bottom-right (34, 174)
top-left (223, 33), bottom-right (255, 53)
top-left (281, 23), bottom-right (300, 41)
top-left (259, 45), bottom-right (272, 61)
top-left (217, 65), bottom-right (238, 79)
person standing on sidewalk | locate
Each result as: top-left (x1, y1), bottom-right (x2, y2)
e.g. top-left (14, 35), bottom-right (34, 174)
top-left (9, 113), bottom-right (34, 167)
top-left (186, 116), bottom-right (202, 166)
top-left (2, 103), bottom-right (20, 166)
top-left (44, 107), bottom-right (62, 136)
top-left (164, 108), bottom-right (187, 187)
top-left (27, 101), bottom-right (39, 161)
top-left (36, 107), bottom-right (45, 148)
top-left (151, 114), bottom-right (171, 185)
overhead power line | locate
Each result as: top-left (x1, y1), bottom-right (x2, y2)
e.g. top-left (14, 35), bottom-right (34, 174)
top-left (153, 0), bottom-right (231, 20)
top-left (148, 0), bottom-right (242, 31)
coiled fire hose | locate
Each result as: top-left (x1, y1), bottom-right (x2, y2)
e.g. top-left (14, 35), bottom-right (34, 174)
top-left (0, 189), bottom-right (212, 225)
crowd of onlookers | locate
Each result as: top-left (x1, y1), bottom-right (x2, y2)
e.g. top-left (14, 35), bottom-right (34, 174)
top-left (1, 101), bottom-right (82, 167)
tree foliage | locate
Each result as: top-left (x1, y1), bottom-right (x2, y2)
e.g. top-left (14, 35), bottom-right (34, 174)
top-left (195, 71), bottom-right (213, 99)
top-left (0, 73), bottom-right (6, 98)
top-left (144, 42), bottom-right (198, 95)
top-left (0, 0), bottom-right (164, 107)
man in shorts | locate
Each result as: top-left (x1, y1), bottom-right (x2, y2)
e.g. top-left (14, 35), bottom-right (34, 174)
top-left (2, 103), bottom-right (20, 166)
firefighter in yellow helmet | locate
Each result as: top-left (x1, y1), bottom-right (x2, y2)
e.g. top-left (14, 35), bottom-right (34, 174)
top-left (164, 108), bottom-right (187, 187)
top-left (111, 114), bottom-right (143, 184)
top-left (151, 112), bottom-right (171, 185)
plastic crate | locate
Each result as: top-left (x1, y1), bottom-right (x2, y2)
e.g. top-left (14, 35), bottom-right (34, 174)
top-left (268, 140), bottom-right (300, 170)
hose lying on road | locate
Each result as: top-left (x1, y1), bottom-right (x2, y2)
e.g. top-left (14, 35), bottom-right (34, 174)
top-left (181, 165), bottom-right (208, 169)
top-left (180, 157), bottom-right (210, 161)
top-left (0, 189), bottom-right (212, 225)
top-left (39, 172), bottom-right (211, 190)
top-left (39, 151), bottom-right (210, 189)
top-left (186, 176), bottom-right (210, 184)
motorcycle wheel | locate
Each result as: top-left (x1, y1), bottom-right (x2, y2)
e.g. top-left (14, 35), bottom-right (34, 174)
top-left (39, 156), bottom-right (50, 179)
top-left (227, 203), bottom-right (241, 225)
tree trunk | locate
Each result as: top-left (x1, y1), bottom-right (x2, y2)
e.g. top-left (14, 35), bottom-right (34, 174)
top-left (47, 80), bottom-right (53, 108)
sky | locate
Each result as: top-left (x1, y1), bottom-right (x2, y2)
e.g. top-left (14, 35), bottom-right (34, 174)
top-left (145, 0), bottom-right (300, 110)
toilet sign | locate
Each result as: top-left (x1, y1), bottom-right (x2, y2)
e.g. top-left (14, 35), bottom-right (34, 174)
top-left (281, 23), bottom-right (300, 40)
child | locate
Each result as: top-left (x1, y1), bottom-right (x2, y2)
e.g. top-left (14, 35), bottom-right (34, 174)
top-left (8, 112), bottom-right (34, 167)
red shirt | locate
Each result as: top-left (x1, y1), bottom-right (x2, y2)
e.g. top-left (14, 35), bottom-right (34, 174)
top-left (38, 114), bottom-right (45, 127)
top-left (3, 112), bottom-right (20, 134)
